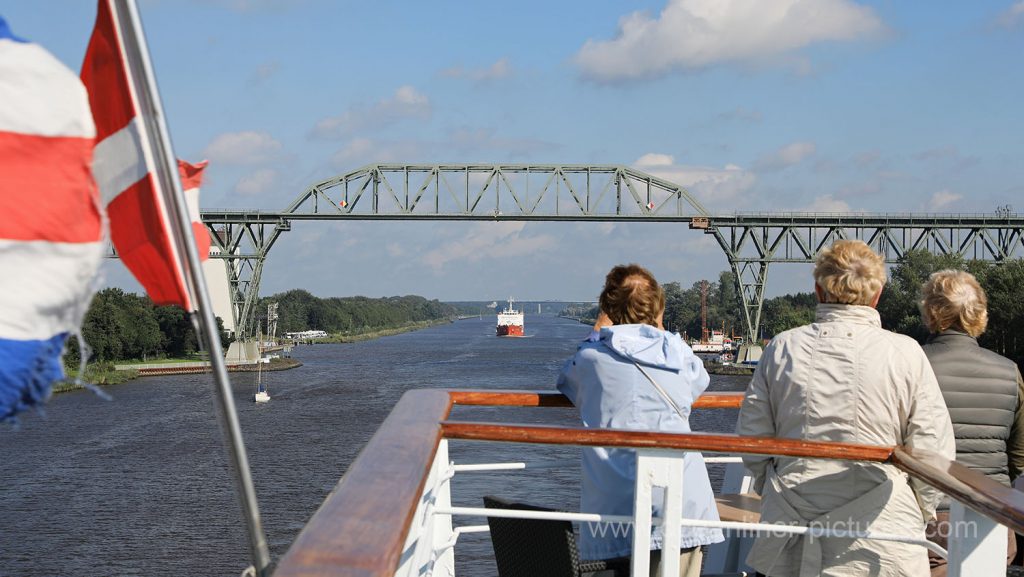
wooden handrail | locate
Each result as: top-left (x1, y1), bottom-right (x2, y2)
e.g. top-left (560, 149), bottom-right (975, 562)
top-left (448, 389), bottom-right (744, 409)
top-left (891, 446), bottom-right (1024, 535)
top-left (694, 391), bottom-right (745, 409)
top-left (273, 388), bottom-right (1024, 577)
top-left (449, 390), bottom-right (574, 407)
top-left (274, 389), bottom-right (453, 577)
top-left (441, 421), bottom-right (894, 462)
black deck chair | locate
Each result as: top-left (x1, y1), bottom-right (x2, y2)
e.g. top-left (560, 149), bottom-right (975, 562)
top-left (483, 495), bottom-right (626, 577)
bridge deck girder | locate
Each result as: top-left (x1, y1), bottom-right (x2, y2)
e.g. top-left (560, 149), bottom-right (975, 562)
top-left (195, 164), bottom-right (1024, 343)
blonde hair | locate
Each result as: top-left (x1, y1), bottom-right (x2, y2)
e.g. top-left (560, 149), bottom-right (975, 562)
top-left (813, 240), bottom-right (886, 306)
top-left (920, 270), bottom-right (988, 336)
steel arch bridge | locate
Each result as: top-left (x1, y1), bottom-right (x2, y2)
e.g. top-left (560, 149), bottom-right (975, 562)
top-left (199, 163), bottom-right (1024, 344)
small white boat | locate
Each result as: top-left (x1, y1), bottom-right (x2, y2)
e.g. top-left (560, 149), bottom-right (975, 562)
top-left (253, 357), bottom-right (270, 403)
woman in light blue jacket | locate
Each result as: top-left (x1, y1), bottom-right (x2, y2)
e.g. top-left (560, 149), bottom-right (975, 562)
top-left (558, 264), bottom-right (723, 576)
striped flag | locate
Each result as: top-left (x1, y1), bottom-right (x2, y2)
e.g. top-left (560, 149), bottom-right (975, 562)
top-left (82, 0), bottom-right (210, 310)
top-left (0, 16), bottom-right (105, 421)
top-left (179, 159), bottom-right (211, 259)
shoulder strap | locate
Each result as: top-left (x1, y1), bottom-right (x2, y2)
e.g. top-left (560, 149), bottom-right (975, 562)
top-left (632, 360), bottom-right (687, 420)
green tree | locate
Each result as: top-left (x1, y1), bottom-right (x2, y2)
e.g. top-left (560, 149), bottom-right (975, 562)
top-left (976, 260), bottom-right (1024, 366)
top-left (876, 250), bottom-right (964, 341)
top-left (155, 306), bottom-right (198, 358)
top-left (121, 292), bottom-right (162, 360)
top-left (761, 293), bottom-right (817, 337)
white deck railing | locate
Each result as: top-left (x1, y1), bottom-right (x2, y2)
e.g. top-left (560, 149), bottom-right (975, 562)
top-left (397, 443), bottom-right (1004, 577)
top-left (272, 390), bottom-right (1023, 577)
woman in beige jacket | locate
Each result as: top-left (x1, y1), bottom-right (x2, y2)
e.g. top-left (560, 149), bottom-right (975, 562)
top-left (736, 240), bottom-right (955, 576)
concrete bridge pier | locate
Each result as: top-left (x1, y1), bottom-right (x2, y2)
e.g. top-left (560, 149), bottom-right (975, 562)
top-left (226, 340), bottom-right (259, 362)
top-left (736, 343), bottom-right (762, 365)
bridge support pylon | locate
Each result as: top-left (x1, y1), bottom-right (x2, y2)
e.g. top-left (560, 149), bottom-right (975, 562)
top-left (226, 340), bottom-right (259, 362)
top-left (730, 260), bottom-right (769, 347)
top-left (736, 343), bottom-right (763, 365)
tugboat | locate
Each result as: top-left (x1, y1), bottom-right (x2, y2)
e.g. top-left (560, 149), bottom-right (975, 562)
top-left (495, 297), bottom-right (524, 337)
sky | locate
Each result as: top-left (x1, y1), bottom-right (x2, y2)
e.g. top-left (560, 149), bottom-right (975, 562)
top-left (5, 0), bottom-right (1024, 302)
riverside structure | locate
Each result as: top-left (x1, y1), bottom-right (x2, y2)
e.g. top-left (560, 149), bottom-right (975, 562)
top-left (193, 164), bottom-right (1024, 363)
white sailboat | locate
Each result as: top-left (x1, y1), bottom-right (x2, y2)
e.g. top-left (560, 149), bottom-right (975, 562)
top-left (253, 357), bottom-right (270, 403)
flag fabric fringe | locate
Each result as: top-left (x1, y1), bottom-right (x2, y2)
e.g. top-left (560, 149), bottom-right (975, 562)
top-left (0, 16), bottom-right (105, 422)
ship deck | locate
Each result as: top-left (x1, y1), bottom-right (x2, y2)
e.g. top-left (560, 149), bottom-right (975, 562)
top-left (272, 389), bottom-right (1024, 576)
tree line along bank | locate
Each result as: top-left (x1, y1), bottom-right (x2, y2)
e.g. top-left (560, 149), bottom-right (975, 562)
top-left (69, 253), bottom-right (1023, 370)
top-left (67, 288), bottom-right (459, 365)
top-left (561, 252), bottom-right (1024, 370)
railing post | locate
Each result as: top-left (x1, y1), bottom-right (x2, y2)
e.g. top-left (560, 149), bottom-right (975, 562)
top-left (705, 461), bottom-right (756, 574)
top-left (431, 440), bottom-right (455, 576)
top-left (946, 501), bottom-right (1008, 577)
top-left (395, 439), bottom-right (453, 577)
top-left (634, 449), bottom-right (683, 577)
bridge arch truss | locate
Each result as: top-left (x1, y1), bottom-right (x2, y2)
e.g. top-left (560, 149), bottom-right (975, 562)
top-left (200, 163), bottom-right (1024, 344)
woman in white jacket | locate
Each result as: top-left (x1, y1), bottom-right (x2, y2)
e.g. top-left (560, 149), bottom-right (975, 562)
top-left (736, 240), bottom-right (955, 576)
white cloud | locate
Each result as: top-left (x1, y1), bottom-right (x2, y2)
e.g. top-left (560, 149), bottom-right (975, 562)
top-left (803, 194), bottom-right (851, 212)
top-left (633, 153), bottom-right (756, 208)
top-left (329, 138), bottom-right (428, 168)
top-left (423, 222), bottom-right (557, 272)
top-left (441, 58), bottom-right (513, 82)
top-left (755, 141), bottom-right (817, 171)
top-left (575, 0), bottom-right (884, 82)
top-left (234, 168), bottom-right (279, 196)
top-left (635, 153), bottom-right (675, 167)
top-left (203, 131), bottom-right (283, 165)
top-left (312, 85), bottom-right (431, 139)
top-left (929, 190), bottom-right (963, 211)
top-left (329, 128), bottom-right (558, 168)
top-left (996, 1), bottom-right (1024, 28)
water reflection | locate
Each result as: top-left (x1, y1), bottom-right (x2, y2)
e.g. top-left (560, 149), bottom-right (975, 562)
top-left (0, 315), bottom-right (748, 576)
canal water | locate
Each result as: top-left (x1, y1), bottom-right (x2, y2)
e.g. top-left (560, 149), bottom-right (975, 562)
top-left (0, 315), bottom-right (748, 576)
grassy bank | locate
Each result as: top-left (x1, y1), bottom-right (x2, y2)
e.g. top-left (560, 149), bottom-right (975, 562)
top-left (115, 355), bottom-right (209, 365)
top-left (316, 318), bottom-right (454, 343)
top-left (51, 319), bottom-right (450, 393)
top-left (56, 363), bottom-right (139, 393)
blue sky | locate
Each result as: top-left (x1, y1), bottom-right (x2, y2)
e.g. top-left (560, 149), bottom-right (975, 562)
top-left (5, 1), bottom-right (1024, 301)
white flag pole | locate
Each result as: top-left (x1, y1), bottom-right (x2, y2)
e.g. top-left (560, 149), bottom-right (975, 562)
top-left (111, 1), bottom-right (272, 574)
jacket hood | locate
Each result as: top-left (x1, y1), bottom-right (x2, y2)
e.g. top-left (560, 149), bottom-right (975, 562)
top-left (599, 324), bottom-right (688, 370)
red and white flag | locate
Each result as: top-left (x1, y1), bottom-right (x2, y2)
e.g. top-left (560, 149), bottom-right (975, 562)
top-left (81, 0), bottom-right (211, 310)
top-left (178, 159), bottom-right (212, 259)
top-left (0, 15), bottom-right (104, 421)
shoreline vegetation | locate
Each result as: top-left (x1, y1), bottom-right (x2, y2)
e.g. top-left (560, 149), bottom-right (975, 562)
top-left (55, 318), bottom-right (454, 394)
top-left (313, 318), bottom-right (453, 343)
top-left (54, 289), bottom-right (464, 394)
top-left (56, 363), bottom-right (139, 393)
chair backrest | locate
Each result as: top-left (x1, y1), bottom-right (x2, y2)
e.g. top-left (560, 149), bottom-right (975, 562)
top-left (483, 495), bottom-right (582, 577)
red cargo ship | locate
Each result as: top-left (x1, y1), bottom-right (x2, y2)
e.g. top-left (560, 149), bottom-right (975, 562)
top-left (495, 297), bottom-right (524, 337)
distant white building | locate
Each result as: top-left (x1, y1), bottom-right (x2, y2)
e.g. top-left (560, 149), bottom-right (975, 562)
top-left (285, 330), bottom-right (329, 340)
